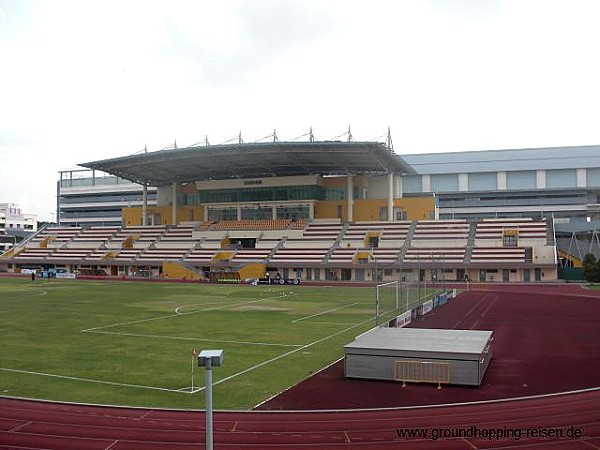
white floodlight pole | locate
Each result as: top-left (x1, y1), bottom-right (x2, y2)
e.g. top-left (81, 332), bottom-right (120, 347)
top-left (198, 350), bottom-right (223, 450)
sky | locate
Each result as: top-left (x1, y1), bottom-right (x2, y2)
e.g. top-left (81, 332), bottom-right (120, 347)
top-left (1, 0), bottom-right (599, 221)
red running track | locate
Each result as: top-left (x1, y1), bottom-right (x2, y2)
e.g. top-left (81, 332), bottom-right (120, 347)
top-left (259, 283), bottom-right (600, 409)
top-left (1, 284), bottom-right (599, 449)
top-left (1, 391), bottom-right (599, 449)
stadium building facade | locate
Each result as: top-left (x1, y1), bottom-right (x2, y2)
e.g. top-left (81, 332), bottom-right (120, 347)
top-left (0, 140), bottom-right (567, 283)
top-left (56, 145), bottom-right (600, 227)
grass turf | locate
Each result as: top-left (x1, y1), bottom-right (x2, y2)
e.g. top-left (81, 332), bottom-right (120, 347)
top-left (0, 277), bottom-right (432, 409)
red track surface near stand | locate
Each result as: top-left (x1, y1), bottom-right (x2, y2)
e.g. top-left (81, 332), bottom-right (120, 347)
top-left (259, 284), bottom-right (600, 409)
top-left (1, 284), bottom-right (599, 449)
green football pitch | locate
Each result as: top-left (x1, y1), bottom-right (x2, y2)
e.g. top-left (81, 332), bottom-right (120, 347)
top-left (0, 277), bottom-right (433, 409)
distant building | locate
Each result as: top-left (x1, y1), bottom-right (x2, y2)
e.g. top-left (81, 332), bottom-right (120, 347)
top-left (402, 145), bottom-right (600, 223)
top-left (0, 203), bottom-right (37, 233)
top-left (0, 203), bottom-right (37, 252)
top-left (57, 169), bottom-right (157, 227)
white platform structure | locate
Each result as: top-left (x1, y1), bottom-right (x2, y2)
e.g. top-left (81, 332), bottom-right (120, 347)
top-left (344, 327), bottom-right (493, 387)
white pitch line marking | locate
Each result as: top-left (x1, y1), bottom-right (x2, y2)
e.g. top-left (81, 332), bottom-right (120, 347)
top-left (81, 294), bottom-right (286, 332)
top-left (304, 321), bottom-right (358, 326)
top-left (292, 302), bottom-right (359, 323)
top-left (191, 314), bottom-right (378, 392)
top-left (1, 310), bottom-right (373, 395)
top-left (0, 367), bottom-right (185, 393)
top-left (85, 330), bottom-right (303, 347)
top-left (81, 312), bottom-right (181, 332)
top-left (174, 302), bottom-right (223, 315)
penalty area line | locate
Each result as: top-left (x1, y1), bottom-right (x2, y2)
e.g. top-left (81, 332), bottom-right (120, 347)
top-left (84, 329), bottom-right (303, 347)
top-left (176, 386), bottom-right (203, 394)
top-left (190, 314), bottom-right (377, 393)
top-left (82, 294), bottom-right (290, 333)
top-left (292, 302), bottom-right (359, 323)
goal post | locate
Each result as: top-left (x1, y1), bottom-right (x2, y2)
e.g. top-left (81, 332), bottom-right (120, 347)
top-left (375, 280), bottom-right (420, 326)
top-left (375, 280), bottom-right (409, 321)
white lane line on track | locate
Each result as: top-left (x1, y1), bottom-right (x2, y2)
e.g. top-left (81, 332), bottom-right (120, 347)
top-left (470, 294), bottom-right (499, 330)
top-left (8, 421), bottom-right (32, 433)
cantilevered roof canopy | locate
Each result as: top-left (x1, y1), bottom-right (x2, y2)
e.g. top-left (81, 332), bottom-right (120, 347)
top-left (80, 141), bottom-right (416, 186)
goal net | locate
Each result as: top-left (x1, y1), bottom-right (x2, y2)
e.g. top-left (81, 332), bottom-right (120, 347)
top-left (374, 281), bottom-right (425, 325)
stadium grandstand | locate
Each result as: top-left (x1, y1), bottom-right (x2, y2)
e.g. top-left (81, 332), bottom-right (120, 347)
top-left (0, 137), bottom-right (561, 283)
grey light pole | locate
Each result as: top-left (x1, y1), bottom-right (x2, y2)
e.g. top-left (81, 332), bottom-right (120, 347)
top-left (198, 349), bottom-right (224, 450)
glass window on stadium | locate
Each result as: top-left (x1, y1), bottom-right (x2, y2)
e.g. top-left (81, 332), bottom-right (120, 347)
top-left (61, 177), bottom-right (93, 187)
top-left (208, 207), bottom-right (237, 221)
top-left (276, 205), bottom-right (310, 220)
top-left (60, 193), bottom-right (156, 204)
top-left (468, 172), bottom-right (497, 191)
top-left (60, 209), bottom-right (122, 219)
top-left (184, 185), bottom-right (325, 205)
top-left (325, 187), bottom-right (346, 200)
top-left (324, 186), bottom-right (363, 201)
top-left (588, 168), bottom-right (600, 186)
top-left (506, 171), bottom-right (536, 189)
top-left (503, 233), bottom-right (518, 247)
top-left (546, 169), bottom-right (577, 189)
top-left (91, 176), bottom-right (119, 186)
top-left (431, 173), bottom-right (459, 192)
top-left (403, 175), bottom-right (422, 194)
top-left (60, 175), bottom-right (134, 188)
top-left (241, 206), bottom-right (272, 220)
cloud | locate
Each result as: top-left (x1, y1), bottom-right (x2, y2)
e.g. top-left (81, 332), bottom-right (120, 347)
top-left (1, 0), bottom-right (599, 221)
top-left (238, 0), bottom-right (332, 54)
top-left (162, 0), bottom-right (334, 85)
top-left (427, 0), bottom-right (506, 20)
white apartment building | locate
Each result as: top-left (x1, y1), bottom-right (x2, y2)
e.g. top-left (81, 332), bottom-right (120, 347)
top-left (0, 203), bottom-right (37, 252)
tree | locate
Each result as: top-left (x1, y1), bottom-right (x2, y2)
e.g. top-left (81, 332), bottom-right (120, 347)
top-left (582, 253), bottom-right (600, 282)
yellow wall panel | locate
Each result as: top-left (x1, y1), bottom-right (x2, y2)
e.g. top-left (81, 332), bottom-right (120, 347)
top-left (162, 261), bottom-right (205, 280)
top-left (121, 195), bottom-right (433, 224)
